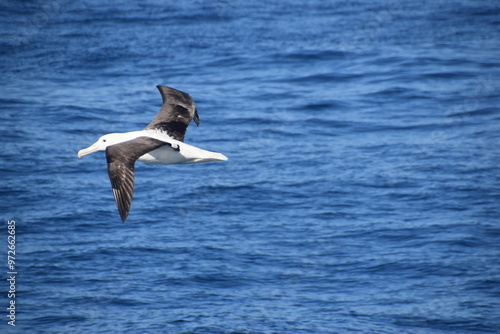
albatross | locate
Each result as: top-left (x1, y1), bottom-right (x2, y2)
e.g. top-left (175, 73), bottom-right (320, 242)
top-left (77, 85), bottom-right (228, 222)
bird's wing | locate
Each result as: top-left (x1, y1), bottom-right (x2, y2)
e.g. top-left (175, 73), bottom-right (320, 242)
top-left (144, 85), bottom-right (200, 142)
top-left (106, 136), bottom-right (170, 222)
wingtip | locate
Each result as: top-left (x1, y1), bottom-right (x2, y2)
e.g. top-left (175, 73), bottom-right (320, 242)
top-left (118, 204), bottom-right (130, 222)
top-left (119, 209), bottom-right (129, 223)
top-left (194, 109), bottom-right (200, 126)
top-left (111, 187), bottom-right (131, 223)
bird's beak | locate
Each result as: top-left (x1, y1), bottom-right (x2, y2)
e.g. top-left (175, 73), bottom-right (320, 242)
top-left (78, 142), bottom-right (100, 158)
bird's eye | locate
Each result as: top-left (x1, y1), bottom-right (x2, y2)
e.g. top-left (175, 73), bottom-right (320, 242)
top-left (103, 139), bottom-right (107, 142)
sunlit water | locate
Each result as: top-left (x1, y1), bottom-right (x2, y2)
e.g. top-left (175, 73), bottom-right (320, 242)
top-left (1, 1), bottom-right (500, 333)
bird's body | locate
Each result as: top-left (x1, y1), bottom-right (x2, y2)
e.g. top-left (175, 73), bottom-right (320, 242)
top-left (78, 85), bottom-right (228, 222)
top-left (98, 130), bottom-right (227, 165)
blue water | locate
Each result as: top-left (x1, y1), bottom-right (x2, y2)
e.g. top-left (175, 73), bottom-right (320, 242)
top-left (1, 1), bottom-right (500, 333)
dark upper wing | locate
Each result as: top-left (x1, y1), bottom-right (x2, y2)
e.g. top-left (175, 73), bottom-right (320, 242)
top-left (106, 137), bottom-right (169, 222)
top-left (144, 85), bottom-right (200, 142)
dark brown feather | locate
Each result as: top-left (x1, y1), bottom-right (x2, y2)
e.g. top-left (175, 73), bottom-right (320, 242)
top-left (106, 137), bottom-right (168, 222)
top-left (144, 85), bottom-right (200, 141)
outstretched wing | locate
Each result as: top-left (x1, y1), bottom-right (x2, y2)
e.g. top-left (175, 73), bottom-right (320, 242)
top-left (144, 85), bottom-right (200, 141)
top-left (106, 137), bottom-right (169, 222)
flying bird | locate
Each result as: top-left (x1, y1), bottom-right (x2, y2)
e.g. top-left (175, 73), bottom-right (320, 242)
top-left (78, 85), bottom-right (228, 222)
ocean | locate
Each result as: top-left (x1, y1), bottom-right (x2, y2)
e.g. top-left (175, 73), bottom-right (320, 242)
top-left (1, 0), bottom-right (499, 333)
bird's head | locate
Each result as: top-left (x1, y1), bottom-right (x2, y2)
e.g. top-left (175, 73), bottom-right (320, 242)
top-left (78, 133), bottom-right (124, 158)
